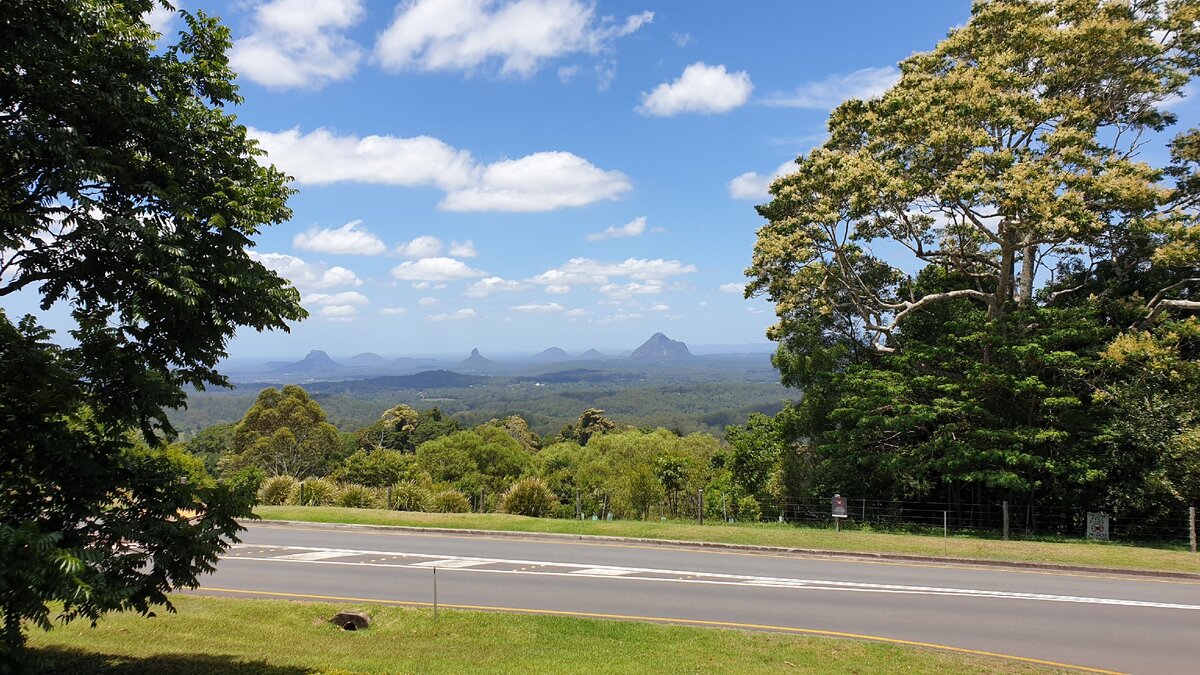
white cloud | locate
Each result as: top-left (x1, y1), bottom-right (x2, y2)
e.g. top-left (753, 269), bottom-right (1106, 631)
top-left (317, 304), bottom-right (359, 321)
top-left (418, 296), bottom-right (440, 306)
top-left (376, 0), bottom-right (652, 79)
top-left (248, 251), bottom-right (362, 290)
top-left (601, 311), bottom-right (642, 322)
top-left (304, 291), bottom-right (369, 306)
top-left (670, 32), bottom-right (693, 47)
top-left (718, 282), bottom-right (745, 294)
top-left (544, 284), bottom-right (570, 294)
top-left (638, 62), bottom-right (753, 117)
top-left (412, 281), bottom-right (448, 290)
top-left (293, 220), bottom-right (386, 255)
top-left (397, 235), bottom-right (444, 258)
top-left (252, 127), bottom-right (631, 212)
top-left (465, 276), bottom-right (527, 298)
top-left (449, 239), bottom-right (478, 257)
top-left (599, 281), bottom-right (663, 300)
top-left (230, 0), bottom-right (364, 90)
top-left (586, 216), bottom-right (646, 241)
top-left (650, 303), bottom-right (670, 312)
top-left (557, 65), bottom-right (580, 83)
top-left (145, 1), bottom-right (182, 38)
top-left (530, 257), bottom-right (697, 288)
top-left (763, 66), bottom-right (899, 109)
top-left (391, 257), bottom-right (487, 281)
top-left (728, 160), bottom-right (797, 200)
top-left (511, 302), bottom-right (565, 313)
top-left (439, 151), bottom-right (631, 212)
top-left (379, 307), bottom-right (408, 316)
top-left (426, 308), bottom-right (478, 321)
top-left (564, 308), bottom-right (590, 318)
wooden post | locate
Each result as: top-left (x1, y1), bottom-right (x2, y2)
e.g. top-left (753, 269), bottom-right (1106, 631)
top-left (387, 485), bottom-right (393, 511)
top-left (862, 497), bottom-right (866, 522)
top-left (1003, 500), bottom-right (1009, 541)
top-left (432, 566), bottom-right (438, 623)
top-left (299, 481), bottom-right (305, 506)
top-left (1190, 506), bottom-right (1196, 554)
top-left (698, 489), bottom-right (704, 526)
top-left (722, 495), bottom-right (728, 523)
top-left (575, 490), bottom-right (581, 520)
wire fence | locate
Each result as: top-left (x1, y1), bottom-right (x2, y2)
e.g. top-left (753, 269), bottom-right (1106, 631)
top-left (572, 493), bottom-right (1199, 547)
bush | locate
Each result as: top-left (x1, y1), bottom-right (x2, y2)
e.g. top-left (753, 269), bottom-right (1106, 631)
top-left (391, 482), bottom-right (433, 512)
top-left (431, 489), bottom-right (471, 513)
top-left (293, 477), bottom-right (336, 506)
top-left (259, 475), bottom-right (297, 506)
top-left (499, 476), bottom-right (559, 517)
top-left (337, 484), bottom-right (380, 509)
top-left (736, 495), bottom-right (762, 523)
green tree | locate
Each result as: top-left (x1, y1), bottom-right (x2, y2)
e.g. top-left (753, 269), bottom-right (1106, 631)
top-left (354, 404), bottom-right (420, 452)
top-left (183, 422), bottom-right (235, 475)
top-left (223, 386), bottom-right (341, 478)
top-left (334, 449), bottom-right (420, 488)
top-left (0, 0), bottom-right (302, 659)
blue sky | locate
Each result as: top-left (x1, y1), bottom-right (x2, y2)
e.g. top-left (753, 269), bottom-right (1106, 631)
top-left (44, 1), bottom-right (989, 357)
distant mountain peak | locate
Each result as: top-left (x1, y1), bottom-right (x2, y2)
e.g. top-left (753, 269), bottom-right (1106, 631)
top-left (456, 347), bottom-right (495, 371)
top-left (532, 346), bottom-right (572, 362)
top-left (630, 333), bottom-right (692, 359)
top-left (304, 349), bottom-right (333, 361)
top-left (580, 348), bottom-right (604, 359)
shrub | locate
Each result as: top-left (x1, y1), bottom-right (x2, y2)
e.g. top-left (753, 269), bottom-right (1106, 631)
top-left (391, 481), bottom-right (433, 512)
top-left (431, 489), bottom-right (471, 513)
top-left (735, 495), bottom-right (762, 523)
top-left (293, 477), bottom-right (336, 506)
top-left (499, 476), bottom-right (559, 517)
top-left (337, 483), bottom-right (380, 509)
top-left (259, 475), bottom-right (297, 506)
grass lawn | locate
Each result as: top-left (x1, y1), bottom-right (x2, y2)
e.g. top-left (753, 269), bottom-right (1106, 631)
top-left (28, 594), bottom-right (1069, 674)
top-left (256, 505), bottom-right (1200, 575)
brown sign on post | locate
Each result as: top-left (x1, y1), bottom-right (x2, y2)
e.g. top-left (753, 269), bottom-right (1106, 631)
top-left (832, 494), bottom-right (848, 518)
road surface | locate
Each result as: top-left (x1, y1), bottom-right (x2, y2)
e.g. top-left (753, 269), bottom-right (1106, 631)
top-left (194, 522), bottom-right (1200, 674)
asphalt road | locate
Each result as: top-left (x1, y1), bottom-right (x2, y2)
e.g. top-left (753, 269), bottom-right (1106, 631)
top-left (195, 522), bottom-right (1200, 674)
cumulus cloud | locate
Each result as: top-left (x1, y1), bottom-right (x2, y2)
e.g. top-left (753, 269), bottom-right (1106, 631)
top-left (426, 308), bottom-right (478, 321)
top-left (391, 257), bottom-right (487, 281)
top-left (586, 216), bottom-right (646, 241)
top-left (762, 66), bottom-right (899, 109)
top-left (650, 303), bottom-right (670, 312)
top-left (529, 257), bottom-right (697, 288)
top-left (145, 1), bottom-right (182, 38)
top-left (600, 311), bottom-right (642, 322)
top-left (375, 0), bottom-right (652, 79)
top-left (412, 281), bottom-right (448, 290)
top-left (638, 62), bottom-right (753, 117)
top-left (564, 308), bottom-right (590, 318)
top-left (418, 296), bottom-right (440, 306)
top-left (397, 235), bottom-right (444, 258)
top-left (727, 160), bottom-right (796, 200)
top-left (718, 282), bottom-right (746, 294)
top-left (316, 304), bottom-right (358, 321)
top-left (449, 239), bottom-right (478, 257)
top-left (252, 127), bottom-right (631, 212)
top-left (230, 0), bottom-right (364, 90)
top-left (293, 220), bottom-right (386, 255)
top-left (465, 276), bottom-right (527, 298)
top-left (511, 302), bottom-right (565, 313)
top-left (544, 284), bottom-right (570, 294)
top-left (248, 251), bottom-right (362, 290)
top-left (304, 291), bottom-right (369, 306)
top-left (598, 281), bottom-right (663, 300)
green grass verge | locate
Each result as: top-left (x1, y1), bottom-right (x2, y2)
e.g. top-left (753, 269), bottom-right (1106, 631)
top-left (28, 594), bottom-right (1065, 674)
top-left (256, 505), bottom-right (1200, 574)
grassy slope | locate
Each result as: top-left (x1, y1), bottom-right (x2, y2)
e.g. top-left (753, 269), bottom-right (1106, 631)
top-left (29, 595), bottom-right (1065, 674)
top-left (256, 506), bottom-right (1200, 574)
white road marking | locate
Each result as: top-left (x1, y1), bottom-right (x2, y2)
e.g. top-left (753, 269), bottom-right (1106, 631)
top-left (224, 544), bottom-right (1200, 611)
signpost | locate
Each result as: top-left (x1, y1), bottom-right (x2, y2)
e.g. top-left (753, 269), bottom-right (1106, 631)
top-left (832, 494), bottom-right (848, 532)
top-left (1086, 512), bottom-right (1110, 542)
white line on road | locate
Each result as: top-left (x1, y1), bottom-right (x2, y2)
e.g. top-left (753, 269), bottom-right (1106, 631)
top-left (223, 544), bottom-right (1200, 611)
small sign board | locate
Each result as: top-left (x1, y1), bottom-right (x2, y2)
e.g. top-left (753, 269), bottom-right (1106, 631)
top-left (832, 494), bottom-right (849, 519)
top-left (1086, 512), bottom-right (1109, 542)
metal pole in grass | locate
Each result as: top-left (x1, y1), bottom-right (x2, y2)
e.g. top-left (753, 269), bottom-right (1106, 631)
top-left (433, 565), bottom-right (438, 624)
top-left (1190, 507), bottom-right (1196, 554)
top-left (943, 511), bottom-right (948, 555)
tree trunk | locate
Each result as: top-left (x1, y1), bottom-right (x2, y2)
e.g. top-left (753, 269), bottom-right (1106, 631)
top-left (1018, 241), bottom-right (1036, 306)
top-left (988, 230), bottom-right (1016, 321)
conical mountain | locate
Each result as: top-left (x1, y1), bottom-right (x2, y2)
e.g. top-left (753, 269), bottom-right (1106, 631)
top-left (346, 352), bottom-right (388, 367)
top-left (455, 347), bottom-right (495, 370)
top-left (532, 346), bottom-right (572, 362)
top-left (630, 333), bottom-right (692, 359)
top-left (579, 348), bottom-right (604, 359)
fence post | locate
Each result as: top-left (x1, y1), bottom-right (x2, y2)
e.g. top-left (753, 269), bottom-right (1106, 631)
top-left (722, 495), bottom-right (728, 523)
top-left (698, 489), bottom-right (704, 526)
top-left (575, 490), bottom-right (582, 520)
top-left (387, 485), bottom-right (393, 511)
top-left (299, 481), bottom-right (305, 506)
top-left (862, 497), bottom-right (866, 523)
top-left (1190, 506), bottom-right (1196, 554)
top-left (943, 511), bottom-right (948, 555)
top-left (1003, 500), bottom-right (1009, 541)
